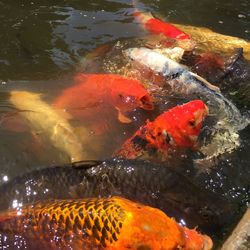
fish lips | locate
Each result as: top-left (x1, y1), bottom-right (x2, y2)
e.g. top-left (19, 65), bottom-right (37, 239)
top-left (140, 95), bottom-right (154, 110)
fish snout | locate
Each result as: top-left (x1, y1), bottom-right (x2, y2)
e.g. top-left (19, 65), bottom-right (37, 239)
top-left (140, 95), bottom-right (154, 110)
top-left (202, 235), bottom-right (213, 250)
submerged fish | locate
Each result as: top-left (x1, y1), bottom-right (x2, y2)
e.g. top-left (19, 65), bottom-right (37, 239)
top-left (53, 74), bottom-right (154, 126)
top-left (0, 159), bottom-right (236, 234)
top-left (114, 100), bottom-right (208, 159)
top-left (0, 196), bottom-right (213, 250)
top-left (9, 91), bottom-right (85, 162)
top-left (173, 23), bottom-right (250, 61)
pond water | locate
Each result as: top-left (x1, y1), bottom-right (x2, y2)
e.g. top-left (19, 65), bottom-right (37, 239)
top-left (0, 0), bottom-right (249, 249)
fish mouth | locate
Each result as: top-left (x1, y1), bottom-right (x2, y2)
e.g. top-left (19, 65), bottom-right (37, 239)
top-left (193, 105), bottom-right (209, 127)
top-left (140, 95), bottom-right (154, 110)
top-left (202, 235), bottom-right (213, 250)
top-left (188, 135), bottom-right (198, 142)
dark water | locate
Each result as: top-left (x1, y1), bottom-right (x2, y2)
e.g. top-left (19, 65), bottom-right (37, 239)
top-left (0, 0), bottom-right (249, 248)
top-left (0, 0), bottom-right (249, 80)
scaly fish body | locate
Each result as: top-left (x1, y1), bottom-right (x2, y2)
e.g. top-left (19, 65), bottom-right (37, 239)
top-left (114, 100), bottom-right (208, 159)
top-left (0, 159), bottom-right (236, 234)
top-left (9, 91), bottom-right (85, 162)
top-left (53, 74), bottom-right (153, 126)
top-left (0, 196), bottom-right (212, 250)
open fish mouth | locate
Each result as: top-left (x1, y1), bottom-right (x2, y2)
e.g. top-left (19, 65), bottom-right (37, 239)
top-left (140, 95), bottom-right (154, 110)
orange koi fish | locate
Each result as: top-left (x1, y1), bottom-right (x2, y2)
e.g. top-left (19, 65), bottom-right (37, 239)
top-left (134, 12), bottom-right (191, 41)
top-left (114, 100), bottom-right (208, 159)
top-left (53, 74), bottom-right (154, 126)
top-left (0, 196), bottom-right (212, 250)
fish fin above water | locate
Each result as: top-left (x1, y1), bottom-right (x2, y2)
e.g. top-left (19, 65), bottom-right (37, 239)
top-left (70, 160), bottom-right (102, 169)
top-left (190, 72), bottom-right (221, 92)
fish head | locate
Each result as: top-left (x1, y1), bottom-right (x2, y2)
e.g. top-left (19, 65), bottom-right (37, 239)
top-left (182, 227), bottom-right (213, 250)
top-left (115, 197), bottom-right (212, 250)
top-left (155, 100), bottom-right (209, 148)
top-left (110, 77), bottom-right (154, 112)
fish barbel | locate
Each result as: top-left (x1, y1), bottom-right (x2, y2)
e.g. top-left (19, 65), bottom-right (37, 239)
top-left (125, 47), bottom-right (249, 131)
top-left (0, 159), bottom-right (236, 234)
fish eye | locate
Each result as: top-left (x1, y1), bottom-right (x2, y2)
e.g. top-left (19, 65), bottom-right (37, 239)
top-left (188, 120), bottom-right (196, 127)
top-left (119, 94), bottom-right (135, 103)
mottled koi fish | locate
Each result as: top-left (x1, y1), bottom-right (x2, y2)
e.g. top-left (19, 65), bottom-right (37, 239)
top-left (114, 100), bottom-right (208, 159)
top-left (53, 74), bottom-right (154, 125)
top-left (134, 12), bottom-right (191, 41)
top-left (0, 196), bottom-right (213, 250)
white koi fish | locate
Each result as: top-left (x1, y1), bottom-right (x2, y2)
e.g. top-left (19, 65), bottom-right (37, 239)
top-left (9, 91), bottom-right (86, 162)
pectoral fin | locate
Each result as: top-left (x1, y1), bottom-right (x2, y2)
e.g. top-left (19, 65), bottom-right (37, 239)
top-left (191, 72), bottom-right (221, 92)
top-left (117, 108), bottom-right (132, 123)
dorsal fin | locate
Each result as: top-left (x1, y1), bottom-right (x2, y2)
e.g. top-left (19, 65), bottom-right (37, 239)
top-left (70, 160), bottom-right (102, 169)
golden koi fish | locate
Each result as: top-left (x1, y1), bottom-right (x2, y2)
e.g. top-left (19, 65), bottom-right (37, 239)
top-left (0, 196), bottom-right (213, 250)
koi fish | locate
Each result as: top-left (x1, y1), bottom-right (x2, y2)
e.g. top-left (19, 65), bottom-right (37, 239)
top-left (134, 12), bottom-right (191, 41)
top-left (133, 10), bottom-right (250, 87)
top-left (182, 51), bottom-right (226, 83)
top-left (0, 159), bottom-right (237, 234)
top-left (173, 23), bottom-right (250, 61)
top-left (125, 47), bottom-right (249, 131)
top-left (125, 47), bottom-right (250, 160)
top-left (53, 74), bottom-right (154, 126)
top-left (0, 196), bottom-right (212, 250)
top-left (114, 100), bottom-right (208, 159)
top-left (9, 91), bottom-right (85, 162)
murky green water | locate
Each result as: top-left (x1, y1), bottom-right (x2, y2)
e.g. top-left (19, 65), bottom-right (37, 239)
top-left (0, 0), bottom-right (249, 248)
top-left (0, 0), bottom-right (249, 80)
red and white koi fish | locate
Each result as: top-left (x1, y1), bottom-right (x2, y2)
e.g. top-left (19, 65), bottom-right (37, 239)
top-left (114, 100), bottom-right (208, 159)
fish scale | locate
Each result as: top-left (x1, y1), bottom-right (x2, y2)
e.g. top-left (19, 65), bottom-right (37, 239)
top-left (0, 159), bottom-right (236, 235)
top-left (0, 197), bottom-right (213, 250)
top-left (0, 197), bottom-right (126, 248)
